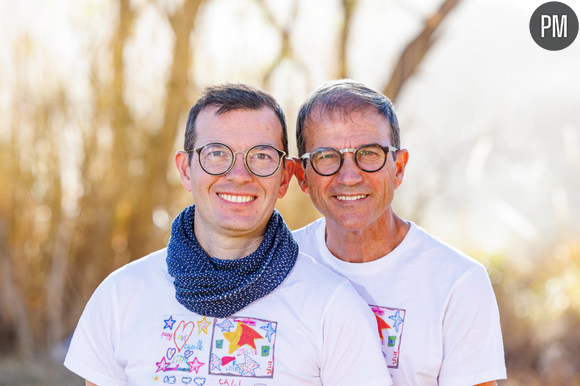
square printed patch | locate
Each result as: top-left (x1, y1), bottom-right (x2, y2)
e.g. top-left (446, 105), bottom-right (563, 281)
top-left (370, 306), bottom-right (406, 369)
top-left (209, 316), bottom-right (277, 378)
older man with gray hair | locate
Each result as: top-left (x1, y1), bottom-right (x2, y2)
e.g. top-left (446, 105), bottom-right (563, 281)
top-left (293, 79), bottom-right (507, 386)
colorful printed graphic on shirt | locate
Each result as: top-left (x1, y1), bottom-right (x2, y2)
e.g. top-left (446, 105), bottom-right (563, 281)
top-left (153, 315), bottom-right (276, 383)
top-left (209, 317), bottom-right (276, 378)
top-left (155, 315), bottom-right (211, 379)
top-left (371, 306), bottom-right (406, 369)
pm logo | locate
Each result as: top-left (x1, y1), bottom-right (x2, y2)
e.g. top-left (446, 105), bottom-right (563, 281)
top-left (530, 2), bottom-right (578, 50)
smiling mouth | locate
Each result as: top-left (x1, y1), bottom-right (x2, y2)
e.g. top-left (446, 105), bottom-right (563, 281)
top-left (218, 193), bottom-right (257, 203)
top-left (336, 194), bottom-right (368, 201)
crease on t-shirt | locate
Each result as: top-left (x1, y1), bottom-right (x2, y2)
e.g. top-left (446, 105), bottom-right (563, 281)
top-left (319, 280), bottom-right (350, 359)
top-left (440, 265), bottom-right (481, 318)
top-left (110, 275), bottom-right (122, 356)
top-left (438, 265), bottom-right (491, 378)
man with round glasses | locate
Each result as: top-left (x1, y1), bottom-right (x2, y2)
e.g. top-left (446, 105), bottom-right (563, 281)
top-left (293, 80), bottom-right (506, 386)
top-left (64, 83), bottom-right (391, 386)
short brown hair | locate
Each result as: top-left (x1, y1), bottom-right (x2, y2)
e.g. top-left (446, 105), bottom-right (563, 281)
top-left (184, 83), bottom-right (288, 162)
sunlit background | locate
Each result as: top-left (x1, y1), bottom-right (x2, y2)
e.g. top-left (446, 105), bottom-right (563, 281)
top-left (1, 0), bottom-right (579, 384)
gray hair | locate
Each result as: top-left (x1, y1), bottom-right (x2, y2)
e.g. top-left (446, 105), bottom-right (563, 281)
top-left (296, 79), bottom-right (400, 156)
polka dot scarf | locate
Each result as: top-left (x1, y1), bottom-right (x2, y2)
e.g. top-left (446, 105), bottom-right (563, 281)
top-left (166, 205), bottom-right (299, 318)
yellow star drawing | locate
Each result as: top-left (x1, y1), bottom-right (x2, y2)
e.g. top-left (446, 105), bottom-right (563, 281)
top-left (223, 322), bottom-right (263, 354)
top-left (197, 317), bottom-right (211, 335)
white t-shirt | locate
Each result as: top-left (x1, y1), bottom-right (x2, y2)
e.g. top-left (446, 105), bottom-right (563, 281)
top-left (293, 218), bottom-right (507, 386)
top-left (65, 249), bottom-right (392, 386)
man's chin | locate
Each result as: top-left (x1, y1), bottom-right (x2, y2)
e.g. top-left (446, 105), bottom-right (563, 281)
top-left (326, 214), bottom-right (376, 233)
top-left (215, 216), bottom-right (267, 235)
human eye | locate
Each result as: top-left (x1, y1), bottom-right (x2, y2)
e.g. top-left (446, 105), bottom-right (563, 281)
top-left (209, 150), bottom-right (226, 157)
top-left (314, 150), bottom-right (338, 161)
top-left (252, 152), bottom-right (273, 161)
top-left (357, 147), bottom-right (382, 158)
top-left (202, 145), bottom-right (231, 162)
top-left (249, 146), bottom-right (278, 162)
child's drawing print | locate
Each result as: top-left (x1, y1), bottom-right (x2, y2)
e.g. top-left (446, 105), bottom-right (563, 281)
top-left (260, 323), bottom-right (275, 343)
top-left (216, 319), bottom-right (234, 332)
top-left (197, 317), bottom-right (211, 335)
top-left (209, 317), bottom-right (277, 378)
top-left (174, 320), bottom-right (195, 352)
top-left (154, 315), bottom-right (211, 380)
top-left (223, 322), bottom-right (263, 354)
top-left (164, 316), bottom-right (176, 330)
top-left (154, 315), bottom-right (276, 382)
top-left (371, 306), bottom-right (406, 369)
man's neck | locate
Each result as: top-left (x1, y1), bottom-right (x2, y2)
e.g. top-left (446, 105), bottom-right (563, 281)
top-left (194, 214), bottom-right (265, 260)
top-left (325, 211), bottom-right (410, 263)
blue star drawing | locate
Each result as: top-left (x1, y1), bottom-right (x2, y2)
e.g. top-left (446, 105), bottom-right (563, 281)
top-left (236, 354), bottom-right (260, 376)
top-left (210, 354), bottom-right (222, 371)
top-left (260, 323), bottom-right (276, 343)
top-left (164, 316), bottom-right (176, 330)
top-left (216, 318), bottom-right (234, 332)
top-left (388, 311), bottom-right (404, 333)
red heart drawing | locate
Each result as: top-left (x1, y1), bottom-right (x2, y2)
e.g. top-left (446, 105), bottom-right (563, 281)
top-left (173, 321), bottom-right (195, 352)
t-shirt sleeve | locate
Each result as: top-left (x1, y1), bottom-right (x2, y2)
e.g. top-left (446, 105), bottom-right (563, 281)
top-left (64, 277), bottom-right (128, 386)
top-left (438, 266), bottom-right (507, 386)
top-left (320, 281), bottom-right (393, 386)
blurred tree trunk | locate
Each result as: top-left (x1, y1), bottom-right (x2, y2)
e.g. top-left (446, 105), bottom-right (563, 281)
top-left (128, 0), bottom-right (204, 260)
top-left (46, 216), bottom-right (75, 353)
top-left (383, 0), bottom-right (462, 102)
top-left (338, 0), bottom-right (357, 79)
top-left (0, 222), bottom-right (33, 359)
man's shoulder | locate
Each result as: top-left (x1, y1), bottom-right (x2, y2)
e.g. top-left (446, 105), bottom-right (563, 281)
top-left (104, 248), bottom-right (168, 284)
top-left (287, 251), bottom-right (349, 288)
top-left (292, 217), bottom-right (325, 256)
top-left (407, 222), bottom-right (485, 272)
top-left (292, 217), bottom-right (325, 240)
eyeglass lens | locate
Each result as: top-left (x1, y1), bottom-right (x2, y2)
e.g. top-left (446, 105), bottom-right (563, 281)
top-left (199, 143), bottom-right (281, 176)
top-left (311, 145), bottom-right (387, 175)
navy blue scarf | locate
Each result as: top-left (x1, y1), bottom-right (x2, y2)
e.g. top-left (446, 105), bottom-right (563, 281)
top-left (166, 205), bottom-right (299, 318)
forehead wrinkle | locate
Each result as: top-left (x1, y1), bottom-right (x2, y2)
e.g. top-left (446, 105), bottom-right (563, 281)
top-left (304, 105), bottom-right (392, 148)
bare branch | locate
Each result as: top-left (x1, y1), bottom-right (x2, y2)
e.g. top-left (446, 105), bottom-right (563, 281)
top-left (338, 0), bottom-right (357, 78)
top-left (383, 0), bottom-right (462, 102)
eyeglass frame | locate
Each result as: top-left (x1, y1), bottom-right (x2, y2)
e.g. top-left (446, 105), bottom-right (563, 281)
top-left (300, 143), bottom-right (398, 176)
top-left (187, 142), bottom-right (287, 178)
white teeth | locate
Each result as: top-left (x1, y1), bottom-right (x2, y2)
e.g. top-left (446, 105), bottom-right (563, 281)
top-left (218, 194), bottom-right (256, 203)
top-left (336, 195), bottom-right (368, 201)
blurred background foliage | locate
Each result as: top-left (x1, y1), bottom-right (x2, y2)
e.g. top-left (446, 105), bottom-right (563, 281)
top-left (0, 0), bottom-right (579, 385)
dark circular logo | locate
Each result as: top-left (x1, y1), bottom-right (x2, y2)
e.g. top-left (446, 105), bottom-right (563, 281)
top-left (530, 2), bottom-right (578, 50)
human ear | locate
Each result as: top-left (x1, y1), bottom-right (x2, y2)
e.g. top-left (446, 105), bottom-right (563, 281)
top-left (393, 149), bottom-right (409, 189)
top-left (292, 157), bottom-right (310, 195)
top-left (278, 158), bottom-right (296, 199)
top-left (175, 150), bottom-right (193, 192)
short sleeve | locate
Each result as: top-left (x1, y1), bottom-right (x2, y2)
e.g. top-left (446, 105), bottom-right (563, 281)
top-left (64, 277), bottom-right (128, 386)
top-left (438, 267), bottom-right (507, 386)
top-left (321, 281), bottom-right (393, 386)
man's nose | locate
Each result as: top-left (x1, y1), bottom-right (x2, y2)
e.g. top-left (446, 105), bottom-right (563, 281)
top-left (225, 153), bottom-right (252, 182)
top-left (335, 154), bottom-right (363, 186)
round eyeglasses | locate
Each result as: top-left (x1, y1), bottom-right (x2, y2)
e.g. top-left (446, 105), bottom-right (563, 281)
top-left (189, 142), bottom-right (286, 178)
top-left (300, 143), bottom-right (398, 176)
